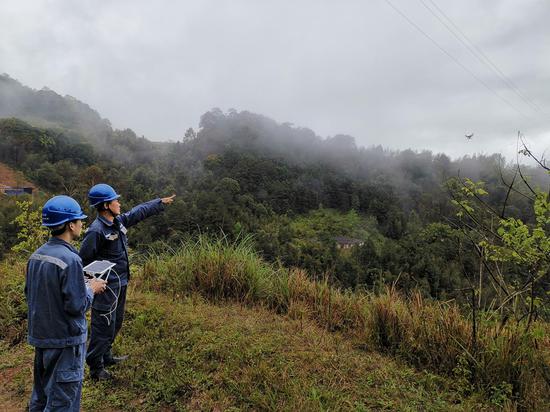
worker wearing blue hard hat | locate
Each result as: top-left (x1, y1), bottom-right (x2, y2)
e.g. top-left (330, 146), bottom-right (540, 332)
top-left (80, 183), bottom-right (175, 380)
top-left (26, 195), bottom-right (107, 411)
top-left (88, 183), bottom-right (121, 207)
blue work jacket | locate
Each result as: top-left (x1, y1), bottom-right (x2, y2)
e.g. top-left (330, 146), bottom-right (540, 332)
top-left (79, 198), bottom-right (164, 289)
top-left (25, 238), bottom-right (93, 348)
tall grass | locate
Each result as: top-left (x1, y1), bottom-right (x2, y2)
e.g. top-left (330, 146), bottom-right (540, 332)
top-left (141, 235), bottom-right (273, 303)
top-left (0, 257), bottom-right (27, 345)
top-left (140, 236), bottom-right (550, 410)
top-left (140, 236), bottom-right (367, 331)
top-left (368, 288), bottom-right (550, 409)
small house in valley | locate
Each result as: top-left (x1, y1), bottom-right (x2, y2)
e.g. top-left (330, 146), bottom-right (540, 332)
top-left (335, 236), bottom-right (364, 250)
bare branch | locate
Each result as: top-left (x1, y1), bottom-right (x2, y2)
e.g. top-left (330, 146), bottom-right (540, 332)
top-left (499, 163), bottom-right (534, 202)
top-left (443, 216), bottom-right (510, 296)
top-left (517, 163), bottom-right (537, 196)
top-left (499, 164), bottom-right (517, 218)
top-left (519, 131), bottom-right (550, 171)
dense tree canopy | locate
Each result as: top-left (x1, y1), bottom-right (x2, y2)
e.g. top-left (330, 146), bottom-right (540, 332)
top-left (0, 78), bottom-right (547, 305)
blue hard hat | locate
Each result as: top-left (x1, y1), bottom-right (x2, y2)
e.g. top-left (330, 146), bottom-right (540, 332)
top-left (88, 183), bottom-right (121, 207)
top-left (42, 195), bottom-right (87, 227)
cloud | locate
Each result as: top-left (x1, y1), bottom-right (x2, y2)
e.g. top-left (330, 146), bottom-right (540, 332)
top-left (0, 0), bottom-right (548, 161)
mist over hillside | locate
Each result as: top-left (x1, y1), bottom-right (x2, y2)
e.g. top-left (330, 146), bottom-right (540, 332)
top-left (1, 74), bottom-right (547, 235)
top-left (1, 72), bottom-right (546, 193)
top-left (0, 74), bottom-right (111, 136)
top-left (1, 75), bottom-right (548, 297)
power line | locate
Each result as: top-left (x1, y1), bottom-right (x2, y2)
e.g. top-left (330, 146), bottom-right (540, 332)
top-left (382, 0), bottom-right (530, 120)
top-left (421, 0), bottom-right (543, 114)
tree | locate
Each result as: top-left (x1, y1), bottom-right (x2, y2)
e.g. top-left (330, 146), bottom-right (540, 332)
top-left (183, 128), bottom-right (197, 142)
top-left (11, 200), bottom-right (49, 256)
top-left (448, 155), bottom-right (550, 325)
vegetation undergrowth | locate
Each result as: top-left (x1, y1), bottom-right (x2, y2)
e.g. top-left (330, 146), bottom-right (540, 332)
top-left (1, 256), bottom-right (491, 411)
top-left (1, 236), bottom-right (548, 410)
top-left (140, 236), bottom-right (550, 410)
top-left (0, 257), bottom-right (27, 345)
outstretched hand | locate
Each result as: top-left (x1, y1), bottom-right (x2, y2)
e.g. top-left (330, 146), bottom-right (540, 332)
top-left (161, 194), bottom-right (176, 204)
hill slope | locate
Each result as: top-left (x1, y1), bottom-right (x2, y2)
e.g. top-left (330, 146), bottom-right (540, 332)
top-left (5, 246), bottom-right (543, 411)
top-left (0, 73), bottom-right (111, 137)
top-left (1, 288), bottom-right (489, 411)
top-left (0, 162), bottom-right (35, 189)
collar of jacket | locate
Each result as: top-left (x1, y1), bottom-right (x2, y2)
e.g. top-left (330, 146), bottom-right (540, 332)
top-left (47, 237), bottom-right (78, 254)
top-left (98, 214), bottom-right (117, 227)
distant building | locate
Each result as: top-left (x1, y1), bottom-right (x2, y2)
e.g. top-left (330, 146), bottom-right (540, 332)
top-left (335, 236), bottom-right (364, 249)
top-left (0, 185), bottom-right (34, 196)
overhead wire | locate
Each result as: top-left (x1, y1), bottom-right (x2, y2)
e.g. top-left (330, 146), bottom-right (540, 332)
top-left (382, 0), bottom-right (530, 120)
top-left (420, 0), bottom-right (543, 115)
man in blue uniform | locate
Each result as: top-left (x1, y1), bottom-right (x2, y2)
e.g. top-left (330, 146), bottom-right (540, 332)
top-left (80, 183), bottom-right (175, 380)
top-left (26, 195), bottom-right (107, 411)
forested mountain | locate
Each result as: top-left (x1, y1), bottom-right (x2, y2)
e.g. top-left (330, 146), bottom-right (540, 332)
top-left (0, 73), bottom-right (110, 136)
top-left (0, 75), bottom-right (548, 305)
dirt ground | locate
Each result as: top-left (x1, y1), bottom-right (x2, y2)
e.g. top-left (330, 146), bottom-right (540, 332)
top-left (0, 162), bottom-right (34, 189)
top-left (0, 344), bottom-right (32, 411)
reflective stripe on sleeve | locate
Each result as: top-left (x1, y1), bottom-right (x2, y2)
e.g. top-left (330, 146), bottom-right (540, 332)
top-left (29, 253), bottom-right (68, 270)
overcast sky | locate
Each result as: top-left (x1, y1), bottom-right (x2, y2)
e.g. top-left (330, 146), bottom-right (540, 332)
top-left (1, 0), bottom-right (549, 160)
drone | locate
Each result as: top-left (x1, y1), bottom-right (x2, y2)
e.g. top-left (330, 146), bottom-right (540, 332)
top-left (465, 133), bottom-right (474, 140)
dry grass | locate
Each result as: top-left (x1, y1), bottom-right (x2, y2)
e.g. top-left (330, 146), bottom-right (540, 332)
top-left (139, 237), bottom-right (550, 410)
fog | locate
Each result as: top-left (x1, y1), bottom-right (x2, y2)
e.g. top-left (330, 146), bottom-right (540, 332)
top-left (1, 0), bottom-right (549, 160)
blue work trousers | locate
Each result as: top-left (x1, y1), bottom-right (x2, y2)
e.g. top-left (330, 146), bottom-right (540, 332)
top-left (29, 343), bottom-right (86, 411)
top-left (86, 285), bottom-right (127, 371)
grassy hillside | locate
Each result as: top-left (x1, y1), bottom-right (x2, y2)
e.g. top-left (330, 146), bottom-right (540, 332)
top-left (1, 281), bottom-right (488, 411)
top-left (138, 237), bottom-right (550, 410)
top-left (1, 297), bottom-right (492, 411)
top-left (1, 238), bottom-right (548, 411)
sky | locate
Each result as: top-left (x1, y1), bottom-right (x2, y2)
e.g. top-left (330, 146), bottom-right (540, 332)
top-left (1, 0), bottom-right (549, 161)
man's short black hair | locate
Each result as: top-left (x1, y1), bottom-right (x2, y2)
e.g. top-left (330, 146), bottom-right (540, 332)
top-left (96, 201), bottom-right (111, 212)
top-left (50, 222), bottom-right (68, 236)
top-left (50, 220), bottom-right (79, 236)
